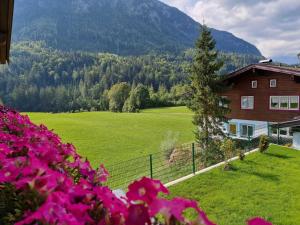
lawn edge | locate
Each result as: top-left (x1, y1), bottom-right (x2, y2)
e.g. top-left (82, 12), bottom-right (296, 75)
top-left (165, 148), bottom-right (259, 188)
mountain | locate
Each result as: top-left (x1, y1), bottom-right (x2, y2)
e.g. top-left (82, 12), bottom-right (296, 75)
top-left (12, 0), bottom-right (262, 56)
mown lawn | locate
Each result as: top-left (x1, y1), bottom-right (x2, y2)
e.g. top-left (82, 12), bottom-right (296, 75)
top-left (27, 107), bottom-right (194, 167)
top-left (168, 145), bottom-right (300, 225)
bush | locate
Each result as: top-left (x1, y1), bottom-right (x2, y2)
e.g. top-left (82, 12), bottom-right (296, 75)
top-left (238, 149), bottom-right (246, 161)
top-left (0, 106), bottom-right (271, 225)
top-left (160, 131), bottom-right (179, 160)
top-left (220, 138), bottom-right (236, 170)
top-left (259, 135), bottom-right (270, 153)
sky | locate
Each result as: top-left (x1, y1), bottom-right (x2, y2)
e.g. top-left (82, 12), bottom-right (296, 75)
top-left (161, 0), bottom-right (300, 64)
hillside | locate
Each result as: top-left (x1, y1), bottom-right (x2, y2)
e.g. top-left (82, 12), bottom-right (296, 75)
top-left (0, 42), bottom-right (261, 112)
top-left (13, 0), bottom-right (262, 56)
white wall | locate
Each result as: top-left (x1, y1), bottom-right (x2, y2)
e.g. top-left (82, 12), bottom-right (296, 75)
top-left (293, 132), bottom-right (300, 150)
top-left (223, 119), bottom-right (269, 139)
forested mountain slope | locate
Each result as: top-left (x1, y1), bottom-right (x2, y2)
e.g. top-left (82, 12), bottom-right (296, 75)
top-left (13, 0), bottom-right (262, 56)
top-left (0, 42), bottom-right (261, 112)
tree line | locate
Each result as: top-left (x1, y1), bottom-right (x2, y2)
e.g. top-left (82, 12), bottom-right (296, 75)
top-left (0, 42), bottom-right (261, 112)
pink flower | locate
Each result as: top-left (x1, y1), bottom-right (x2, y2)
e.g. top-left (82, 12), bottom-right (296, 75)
top-left (149, 197), bottom-right (216, 225)
top-left (95, 186), bottom-right (127, 215)
top-left (126, 177), bottom-right (169, 204)
top-left (96, 164), bottom-right (109, 183)
top-left (126, 204), bottom-right (151, 225)
top-left (248, 218), bottom-right (272, 225)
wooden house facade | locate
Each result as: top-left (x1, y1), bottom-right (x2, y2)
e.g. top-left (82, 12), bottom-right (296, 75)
top-left (221, 64), bottom-right (300, 139)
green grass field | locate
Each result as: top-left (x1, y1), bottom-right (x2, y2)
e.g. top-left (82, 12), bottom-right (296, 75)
top-left (168, 145), bottom-right (300, 225)
top-left (27, 107), bottom-right (194, 167)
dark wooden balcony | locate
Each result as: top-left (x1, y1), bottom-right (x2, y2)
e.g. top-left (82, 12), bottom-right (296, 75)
top-left (0, 0), bottom-right (14, 64)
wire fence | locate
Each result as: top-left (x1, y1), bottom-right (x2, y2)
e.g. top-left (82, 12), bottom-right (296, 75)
top-left (105, 126), bottom-right (293, 190)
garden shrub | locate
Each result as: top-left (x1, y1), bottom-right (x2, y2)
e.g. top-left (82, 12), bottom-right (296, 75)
top-left (259, 135), bottom-right (270, 153)
top-left (0, 106), bottom-right (271, 225)
top-left (237, 149), bottom-right (246, 161)
top-left (160, 131), bottom-right (179, 160)
top-left (220, 138), bottom-right (236, 170)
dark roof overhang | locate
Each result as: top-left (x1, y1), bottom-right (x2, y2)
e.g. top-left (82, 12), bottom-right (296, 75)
top-left (0, 0), bottom-right (14, 64)
top-left (271, 119), bottom-right (300, 129)
top-left (222, 64), bottom-right (300, 82)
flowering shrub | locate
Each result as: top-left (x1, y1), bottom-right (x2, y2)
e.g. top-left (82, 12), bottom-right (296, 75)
top-left (0, 106), bottom-right (272, 225)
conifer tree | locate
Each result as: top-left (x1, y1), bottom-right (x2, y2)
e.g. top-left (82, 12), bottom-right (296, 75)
top-left (189, 25), bottom-right (230, 165)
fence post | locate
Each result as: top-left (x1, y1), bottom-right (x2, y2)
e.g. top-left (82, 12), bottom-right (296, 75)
top-left (192, 143), bottom-right (196, 174)
top-left (267, 122), bottom-right (270, 137)
top-left (277, 123), bottom-right (280, 144)
top-left (149, 154), bottom-right (153, 179)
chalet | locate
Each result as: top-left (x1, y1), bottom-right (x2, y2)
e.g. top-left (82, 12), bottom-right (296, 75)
top-left (221, 63), bottom-right (300, 139)
top-left (0, 0), bottom-right (14, 64)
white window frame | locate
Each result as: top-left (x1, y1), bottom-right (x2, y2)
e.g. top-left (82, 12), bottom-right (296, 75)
top-left (290, 96), bottom-right (299, 110)
top-left (240, 124), bottom-right (254, 138)
top-left (270, 96), bottom-right (299, 111)
top-left (251, 80), bottom-right (257, 89)
top-left (270, 79), bottom-right (277, 88)
top-left (241, 96), bottom-right (254, 109)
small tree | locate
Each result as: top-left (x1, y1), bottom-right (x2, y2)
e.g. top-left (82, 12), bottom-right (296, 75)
top-left (123, 84), bottom-right (150, 112)
top-left (108, 82), bottom-right (130, 112)
top-left (259, 135), bottom-right (269, 153)
top-left (188, 25), bottom-right (230, 165)
top-left (220, 138), bottom-right (236, 170)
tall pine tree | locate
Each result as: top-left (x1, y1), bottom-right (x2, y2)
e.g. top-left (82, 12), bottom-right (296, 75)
top-left (189, 25), bottom-right (230, 165)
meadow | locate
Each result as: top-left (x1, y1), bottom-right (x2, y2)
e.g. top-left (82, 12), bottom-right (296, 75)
top-left (27, 107), bottom-right (194, 167)
top-left (168, 145), bottom-right (300, 225)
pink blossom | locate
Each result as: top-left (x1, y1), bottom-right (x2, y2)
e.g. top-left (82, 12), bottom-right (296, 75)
top-left (126, 177), bottom-right (169, 204)
top-left (248, 218), bottom-right (273, 225)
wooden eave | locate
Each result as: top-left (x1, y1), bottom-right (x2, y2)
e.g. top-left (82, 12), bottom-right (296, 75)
top-left (0, 0), bottom-right (14, 64)
top-left (223, 64), bottom-right (300, 82)
top-left (271, 119), bottom-right (300, 129)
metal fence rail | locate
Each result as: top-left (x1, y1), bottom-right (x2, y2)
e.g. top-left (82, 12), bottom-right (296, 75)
top-left (105, 128), bottom-right (293, 190)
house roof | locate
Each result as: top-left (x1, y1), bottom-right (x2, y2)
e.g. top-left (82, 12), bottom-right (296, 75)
top-left (0, 0), bottom-right (14, 64)
top-left (223, 64), bottom-right (300, 81)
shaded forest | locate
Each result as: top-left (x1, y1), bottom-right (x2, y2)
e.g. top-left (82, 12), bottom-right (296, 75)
top-left (0, 42), bottom-right (262, 112)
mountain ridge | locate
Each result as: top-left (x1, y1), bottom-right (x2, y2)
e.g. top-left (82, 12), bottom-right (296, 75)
top-left (12, 0), bottom-right (262, 56)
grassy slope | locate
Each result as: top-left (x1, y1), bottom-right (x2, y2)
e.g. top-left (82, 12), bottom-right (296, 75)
top-left (168, 145), bottom-right (300, 225)
top-left (27, 107), bottom-right (194, 167)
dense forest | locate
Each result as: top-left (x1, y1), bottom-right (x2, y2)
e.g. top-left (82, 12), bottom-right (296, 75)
top-left (13, 0), bottom-right (262, 56)
top-left (0, 42), bottom-right (262, 112)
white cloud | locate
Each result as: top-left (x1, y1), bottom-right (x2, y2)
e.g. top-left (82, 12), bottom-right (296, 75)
top-left (160, 0), bottom-right (300, 62)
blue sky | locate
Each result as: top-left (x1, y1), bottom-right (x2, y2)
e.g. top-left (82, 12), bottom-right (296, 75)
top-left (161, 0), bottom-right (300, 64)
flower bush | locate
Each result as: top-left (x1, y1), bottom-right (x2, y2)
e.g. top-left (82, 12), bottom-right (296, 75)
top-left (0, 106), bottom-right (272, 225)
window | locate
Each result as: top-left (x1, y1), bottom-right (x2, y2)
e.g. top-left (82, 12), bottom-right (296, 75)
top-left (219, 96), bottom-right (229, 108)
top-left (241, 124), bottom-right (254, 138)
top-left (290, 96), bottom-right (299, 109)
top-left (270, 96), bottom-right (299, 110)
top-left (270, 96), bottom-right (279, 109)
top-left (272, 128), bottom-right (293, 137)
top-left (229, 124), bottom-right (237, 136)
top-left (280, 129), bottom-right (288, 136)
top-left (279, 96), bottom-right (289, 109)
top-left (241, 96), bottom-right (254, 109)
top-left (251, 80), bottom-right (257, 88)
top-left (270, 79), bottom-right (277, 87)
top-left (271, 127), bottom-right (278, 135)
